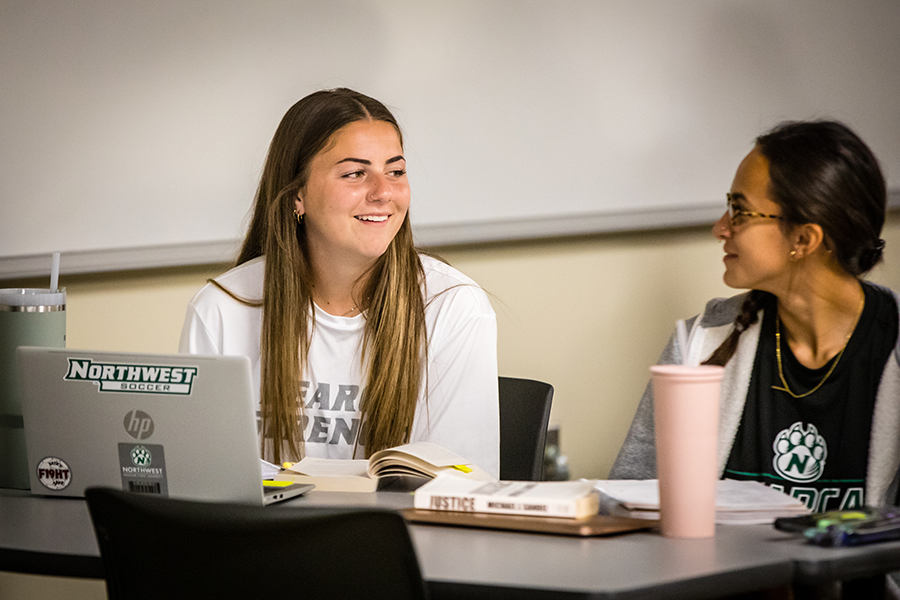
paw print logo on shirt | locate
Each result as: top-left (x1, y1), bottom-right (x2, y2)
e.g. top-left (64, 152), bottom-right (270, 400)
top-left (772, 422), bottom-right (827, 483)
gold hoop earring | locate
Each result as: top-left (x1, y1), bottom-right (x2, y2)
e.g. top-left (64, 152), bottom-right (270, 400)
top-left (293, 209), bottom-right (303, 224)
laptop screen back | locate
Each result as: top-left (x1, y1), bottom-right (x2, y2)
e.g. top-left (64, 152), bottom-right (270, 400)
top-left (17, 347), bottom-right (271, 505)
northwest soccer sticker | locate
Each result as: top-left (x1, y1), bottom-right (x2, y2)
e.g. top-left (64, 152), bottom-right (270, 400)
top-left (64, 358), bottom-right (198, 395)
top-left (37, 457), bottom-right (72, 491)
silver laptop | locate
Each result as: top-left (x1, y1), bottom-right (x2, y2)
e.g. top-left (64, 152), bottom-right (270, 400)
top-left (16, 347), bottom-right (312, 505)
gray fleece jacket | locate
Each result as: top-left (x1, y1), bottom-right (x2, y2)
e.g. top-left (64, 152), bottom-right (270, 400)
top-left (609, 283), bottom-right (900, 508)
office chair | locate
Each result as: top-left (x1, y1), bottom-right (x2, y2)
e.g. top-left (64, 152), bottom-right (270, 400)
top-left (85, 487), bottom-right (429, 600)
top-left (498, 376), bottom-right (554, 481)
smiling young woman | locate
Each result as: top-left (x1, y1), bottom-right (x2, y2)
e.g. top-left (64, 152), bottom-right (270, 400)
top-left (178, 89), bottom-right (499, 475)
top-left (611, 121), bottom-right (900, 514)
top-left (295, 119), bottom-right (411, 294)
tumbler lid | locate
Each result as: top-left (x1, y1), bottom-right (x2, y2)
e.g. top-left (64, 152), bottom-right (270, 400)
top-left (649, 364), bottom-right (724, 382)
top-left (0, 288), bottom-right (67, 311)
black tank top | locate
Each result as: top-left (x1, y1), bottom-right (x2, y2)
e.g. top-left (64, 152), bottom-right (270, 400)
top-left (724, 284), bottom-right (898, 511)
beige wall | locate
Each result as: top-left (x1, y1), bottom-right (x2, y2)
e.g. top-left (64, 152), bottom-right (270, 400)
top-left (4, 213), bottom-right (900, 480)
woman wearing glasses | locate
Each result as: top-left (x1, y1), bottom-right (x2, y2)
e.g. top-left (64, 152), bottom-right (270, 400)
top-left (611, 120), bottom-right (900, 512)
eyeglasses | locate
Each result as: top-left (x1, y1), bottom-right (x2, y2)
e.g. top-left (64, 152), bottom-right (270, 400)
top-left (726, 193), bottom-right (782, 227)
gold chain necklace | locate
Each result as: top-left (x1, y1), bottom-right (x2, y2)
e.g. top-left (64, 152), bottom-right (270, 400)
top-left (771, 294), bottom-right (864, 399)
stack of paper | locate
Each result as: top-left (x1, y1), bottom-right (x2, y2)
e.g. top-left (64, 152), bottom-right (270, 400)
top-left (592, 479), bottom-right (810, 525)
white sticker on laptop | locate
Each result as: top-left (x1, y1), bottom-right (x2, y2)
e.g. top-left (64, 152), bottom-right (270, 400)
top-left (64, 358), bottom-right (198, 395)
top-left (36, 457), bottom-right (72, 491)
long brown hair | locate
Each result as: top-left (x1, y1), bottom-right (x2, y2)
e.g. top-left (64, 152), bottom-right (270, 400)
top-left (229, 89), bottom-right (426, 462)
top-left (704, 120), bottom-right (887, 367)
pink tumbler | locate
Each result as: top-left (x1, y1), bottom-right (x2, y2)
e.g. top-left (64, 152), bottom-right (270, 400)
top-left (651, 364), bottom-right (724, 538)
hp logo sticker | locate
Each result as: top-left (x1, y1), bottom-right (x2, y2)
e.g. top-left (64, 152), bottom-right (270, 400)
top-left (124, 410), bottom-right (154, 440)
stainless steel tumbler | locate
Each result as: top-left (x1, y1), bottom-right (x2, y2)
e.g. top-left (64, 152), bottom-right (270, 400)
top-left (0, 289), bottom-right (66, 489)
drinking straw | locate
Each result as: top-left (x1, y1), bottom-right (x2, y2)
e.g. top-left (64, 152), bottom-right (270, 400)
top-left (676, 319), bottom-right (689, 365)
top-left (50, 252), bottom-right (60, 292)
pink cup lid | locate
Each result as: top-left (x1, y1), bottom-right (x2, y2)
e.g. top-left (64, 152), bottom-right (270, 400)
top-left (650, 364), bottom-right (724, 381)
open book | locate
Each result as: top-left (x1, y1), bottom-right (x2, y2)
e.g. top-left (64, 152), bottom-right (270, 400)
top-left (272, 441), bottom-right (494, 493)
top-left (592, 479), bottom-right (810, 525)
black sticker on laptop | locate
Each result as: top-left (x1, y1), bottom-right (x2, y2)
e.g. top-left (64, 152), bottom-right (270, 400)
top-left (36, 456), bottom-right (72, 491)
top-left (118, 443), bottom-right (169, 496)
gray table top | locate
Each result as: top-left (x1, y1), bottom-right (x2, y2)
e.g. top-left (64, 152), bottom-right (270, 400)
top-left (2, 488), bottom-right (898, 599)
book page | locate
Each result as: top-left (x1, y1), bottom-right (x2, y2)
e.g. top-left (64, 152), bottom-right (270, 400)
top-left (370, 441), bottom-right (471, 468)
top-left (714, 480), bottom-right (807, 511)
top-left (366, 441), bottom-right (495, 480)
top-left (415, 477), bottom-right (597, 500)
top-left (592, 480), bottom-right (660, 510)
top-left (468, 480), bottom-right (597, 500)
top-left (260, 459), bottom-right (281, 479)
top-left (592, 479), bottom-right (808, 511)
top-left (289, 457), bottom-right (370, 478)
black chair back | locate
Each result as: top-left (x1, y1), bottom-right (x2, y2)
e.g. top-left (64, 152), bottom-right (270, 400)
top-left (498, 376), bottom-right (554, 481)
top-left (85, 487), bottom-right (428, 600)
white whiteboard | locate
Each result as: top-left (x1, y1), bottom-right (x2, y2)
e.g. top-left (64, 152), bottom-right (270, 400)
top-left (2, 0), bottom-right (899, 277)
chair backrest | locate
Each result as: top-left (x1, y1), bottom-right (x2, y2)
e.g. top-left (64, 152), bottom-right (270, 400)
top-left (85, 487), bottom-right (429, 600)
top-left (498, 376), bottom-right (554, 481)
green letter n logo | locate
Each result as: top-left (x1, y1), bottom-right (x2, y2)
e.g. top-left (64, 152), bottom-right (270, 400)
top-left (772, 422), bottom-right (827, 483)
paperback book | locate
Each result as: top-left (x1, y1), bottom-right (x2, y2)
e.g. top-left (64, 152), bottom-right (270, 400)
top-left (414, 477), bottom-right (600, 519)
